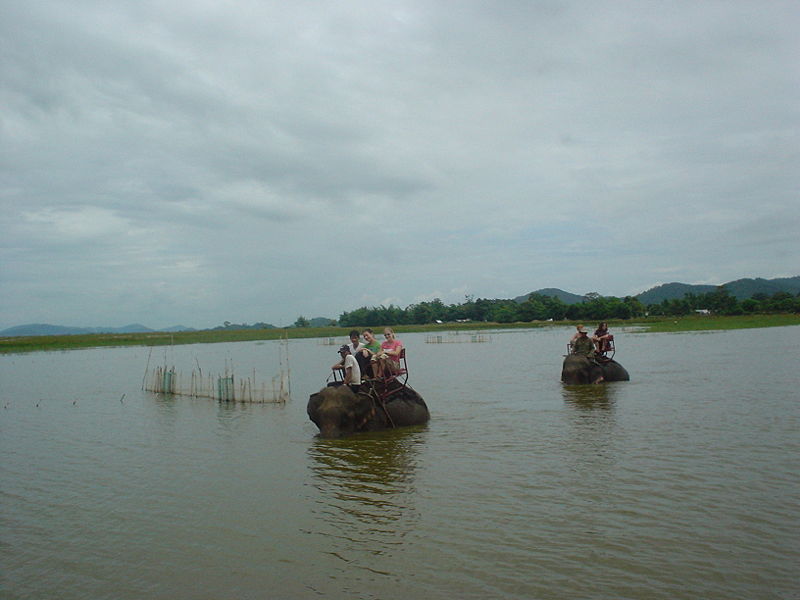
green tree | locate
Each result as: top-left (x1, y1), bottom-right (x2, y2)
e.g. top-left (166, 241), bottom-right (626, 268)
top-left (740, 299), bottom-right (758, 313)
top-left (465, 298), bottom-right (492, 321)
top-left (496, 308), bottom-right (517, 323)
top-left (700, 288), bottom-right (740, 315)
top-left (623, 296), bottom-right (646, 318)
top-left (517, 296), bottom-right (547, 321)
top-left (765, 292), bottom-right (799, 313)
top-left (293, 316), bottom-right (310, 328)
top-left (408, 303), bottom-right (433, 324)
top-left (490, 303), bottom-right (519, 323)
top-left (444, 302), bottom-right (468, 321)
top-left (427, 298), bottom-right (447, 322)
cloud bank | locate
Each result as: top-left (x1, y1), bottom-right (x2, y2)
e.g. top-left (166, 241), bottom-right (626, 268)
top-left (2, 1), bottom-right (798, 328)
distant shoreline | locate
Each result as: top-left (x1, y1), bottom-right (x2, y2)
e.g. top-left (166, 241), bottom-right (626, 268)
top-left (1, 314), bottom-right (797, 355)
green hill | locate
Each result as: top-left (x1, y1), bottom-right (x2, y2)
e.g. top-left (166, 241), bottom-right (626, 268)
top-left (636, 283), bottom-right (717, 305)
top-left (514, 288), bottom-right (586, 305)
top-left (513, 277), bottom-right (800, 307)
top-left (722, 277), bottom-right (800, 299)
top-left (636, 276), bottom-right (800, 304)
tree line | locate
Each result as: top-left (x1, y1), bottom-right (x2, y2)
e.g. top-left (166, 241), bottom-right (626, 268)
top-left (334, 288), bottom-right (800, 327)
top-left (645, 289), bottom-right (800, 317)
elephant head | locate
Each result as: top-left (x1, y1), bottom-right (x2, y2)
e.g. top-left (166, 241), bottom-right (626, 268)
top-left (307, 385), bottom-right (376, 438)
top-left (561, 354), bottom-right (604, 384)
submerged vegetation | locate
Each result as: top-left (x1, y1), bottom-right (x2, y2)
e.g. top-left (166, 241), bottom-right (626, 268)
top-left (1, 313), bottom-right (797, 354)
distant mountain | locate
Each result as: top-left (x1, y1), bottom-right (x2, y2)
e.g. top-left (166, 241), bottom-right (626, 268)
top-left (110, 323), bottom-right (153, 333)
top-left (635, 283), bottom-right (717, 305)
top-left (513, 276), bottom-right (800, 307)
top-left (160, 325), bottom-right (196, 332)
top-left (514, 288), bottom-right (587, 305)
top-left (0, 324), bottom-right (90, 337)
top-left (722, 276), bottom-right (800, 299)
top-left (211, 322), bottom-right (277, 331)
top-left (636, 276), bottom-right (800, 304)
top-left (0, 323), bottom-right (194, 337)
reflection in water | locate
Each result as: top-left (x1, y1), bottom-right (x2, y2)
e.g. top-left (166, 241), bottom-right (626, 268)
top-left (214, 399), bottom-right (261, 436)
top-left (308, 429), bottom-right (422, 522)
top-left (152, 394), bottom-right (179, 436)
top-left (560, 383), bottom-right (618, 411)
top-left (560, 384), bottom-right (620, 474)
top-left (306, 429), bottom-right (424, 576)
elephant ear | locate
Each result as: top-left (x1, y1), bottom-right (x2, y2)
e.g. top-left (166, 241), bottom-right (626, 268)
top-left (307, 392), bottom-right (323, 417)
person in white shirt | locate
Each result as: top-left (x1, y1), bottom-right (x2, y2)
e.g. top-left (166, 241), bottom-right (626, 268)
top-left (331, 345), bottom-right (361, 393)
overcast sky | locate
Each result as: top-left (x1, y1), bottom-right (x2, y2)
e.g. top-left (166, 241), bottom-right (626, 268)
top-left (1, 1), bottom-right (798, 329)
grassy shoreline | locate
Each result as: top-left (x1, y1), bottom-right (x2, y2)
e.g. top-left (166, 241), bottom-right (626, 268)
top-left (1, 314), bottom-right (797, 355)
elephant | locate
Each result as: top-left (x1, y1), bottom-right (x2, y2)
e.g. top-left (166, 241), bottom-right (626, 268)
top-left (307, 380), bottom-right (430, 439)
top-left (561, 354), bottom-right (630, 385)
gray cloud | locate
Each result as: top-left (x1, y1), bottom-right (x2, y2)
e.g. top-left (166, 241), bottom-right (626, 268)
top-left (1, 0), bottom-right (798, 328)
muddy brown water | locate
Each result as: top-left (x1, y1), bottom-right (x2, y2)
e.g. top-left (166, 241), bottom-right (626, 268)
top-left (1, 326), bottom-right (797, 599)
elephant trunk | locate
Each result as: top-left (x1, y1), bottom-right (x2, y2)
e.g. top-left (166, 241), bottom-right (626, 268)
top-left (311, 401), bottom-right (352, 439)
top-left (317, 422), bottom-right (345, 439)
top-left (561, 354), bottom-right (602, 384)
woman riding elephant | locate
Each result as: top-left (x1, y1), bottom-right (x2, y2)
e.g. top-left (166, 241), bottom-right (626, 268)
top-left (592, 322), bottom-right (614, 355)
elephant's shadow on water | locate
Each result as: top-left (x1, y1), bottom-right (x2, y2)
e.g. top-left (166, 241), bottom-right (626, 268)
top-left (560, 383), bottom-right (618, 411)
top-left (307, 429), bottom-right (423, 526)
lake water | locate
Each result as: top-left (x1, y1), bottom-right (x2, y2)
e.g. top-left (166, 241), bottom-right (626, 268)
top-left (1, 326), bottom-right (798, 600)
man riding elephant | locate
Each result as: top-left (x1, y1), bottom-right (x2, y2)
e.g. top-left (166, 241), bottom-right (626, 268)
top-left (571, 325), bottom-right (595, 357)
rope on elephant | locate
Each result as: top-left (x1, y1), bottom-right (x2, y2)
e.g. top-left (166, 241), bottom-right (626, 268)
top-left (364, 381), bottom-right (396, 429)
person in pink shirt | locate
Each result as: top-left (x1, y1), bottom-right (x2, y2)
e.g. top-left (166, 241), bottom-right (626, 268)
top-left (373, 327), bottom-right (404, 379)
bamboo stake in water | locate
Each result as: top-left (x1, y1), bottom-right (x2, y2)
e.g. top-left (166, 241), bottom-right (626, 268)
top-left (141, 346), bottom-right (153, 390)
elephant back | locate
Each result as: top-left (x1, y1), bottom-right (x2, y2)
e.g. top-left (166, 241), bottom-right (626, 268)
top-left (384, 387), bottom-right (430, 427)
top-left (601, 360), bottom-right (630, 382)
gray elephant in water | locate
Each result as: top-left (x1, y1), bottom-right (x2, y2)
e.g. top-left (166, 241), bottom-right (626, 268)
top-left (307, 381), bottom-right (430, 438)
top-left (561, 354), bottom-right (630, 385)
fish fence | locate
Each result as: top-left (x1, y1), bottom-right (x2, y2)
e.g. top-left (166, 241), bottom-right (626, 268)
top-left (425, 332), bottom-right (492, 344)
top-left (142, 338), bottom-right (290, 403)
